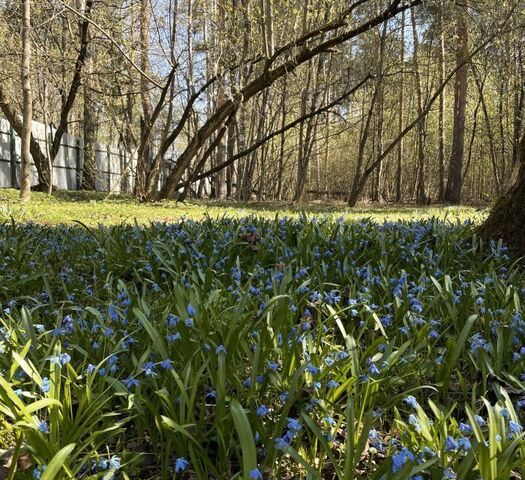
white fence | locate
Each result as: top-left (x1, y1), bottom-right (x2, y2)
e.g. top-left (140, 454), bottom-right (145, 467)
top-left (0, 118), bottom-right (136, 193)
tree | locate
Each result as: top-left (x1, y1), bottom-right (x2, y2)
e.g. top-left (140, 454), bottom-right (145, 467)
top-left (20, 0), bottom-right (32, 203)
top-left (479, 131), bottom-right (525, 253)
top-left (444, 2), bottom-right (469, 204)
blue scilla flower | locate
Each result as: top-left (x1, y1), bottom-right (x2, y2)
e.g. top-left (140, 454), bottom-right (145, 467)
top-left (408, 414), bottom-right (421, 432)
top-left (187, 304), bottom-right (197, 316)
top-left (324, 415), bottom-right (336, 426)
top-left (249, 468), bottom-right (263, 479)
top-left (40, 377), bottom-right (50, 393)
top-left (458, 437), bottom-right (471, 451)
top-left (38, 420), bottom-right (49, 433)
top-left (445, 436), bottom-right (458, 452)
top-left (509, 420), bottom-right (523, 435)
top-left (160, 359), bottom-right (173, 370)
top-left (287, 417), bottom-right (302, 433)
top-left (142, 361), bottom-right (156, 376)
top-left (123, 377), bottom-right (139, 389)
top-left (174, 457), bottom-right (189, 473)
top-left (256, 405), bottom-right (270, 417)
top-left (274, 437), bottom-right (289, 450)
top-left (216, 345), bottom-right (227, 355)
top-left (403, 395), bottom-right (418, 408)
top-left (267, 361), bottom-right (279, 371)
top-left (474, 415), bottom-right (487, 426)
top-left (166, 332), bottom-right (181, 343)
top-left (109, 456), bottom-right (121, 470)
top-left (459, 422), bottom-right (473, 433)
top-left (305, 364), bottom-right (320, 375)
top-left (391, 447), bottom-right (415, 473)
top-left (167, 314), bottom-right (180, 327)
top-left (443, 467), bottom-right (457, 479)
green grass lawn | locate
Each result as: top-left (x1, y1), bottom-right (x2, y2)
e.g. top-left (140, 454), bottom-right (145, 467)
top-left (0, 189), bottom-right (487, 225)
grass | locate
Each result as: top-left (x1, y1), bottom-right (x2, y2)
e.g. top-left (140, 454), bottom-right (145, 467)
top-left (0, 188), bottom-right (487, 225)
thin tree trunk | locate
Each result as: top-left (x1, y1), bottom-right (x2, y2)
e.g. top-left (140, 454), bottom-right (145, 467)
top-left (411, 8), bottom-right (427, 204)
top-left (437, 0), bottom-right (446, 201)
top-left (472, 65), bottom-right (500, 193)
top-left (135, 0), bottom-right (153, 198)
top-left (395, 9), bottom-right (406, 203)
top-left (82, 30), bottom-right (97, 190)
top-left (20, 0), bottom-right (32, 203)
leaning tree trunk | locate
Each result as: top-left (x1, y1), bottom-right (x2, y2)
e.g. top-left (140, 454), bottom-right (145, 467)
top-left (479, 132), bottom-right (525, 254)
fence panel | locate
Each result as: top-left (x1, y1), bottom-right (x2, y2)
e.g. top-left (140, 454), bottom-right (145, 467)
top-left (0, 117), bottom-right (136, 192)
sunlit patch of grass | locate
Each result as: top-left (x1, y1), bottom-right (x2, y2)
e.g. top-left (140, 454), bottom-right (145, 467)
top-left (0, 188), bottom-right (487, 225)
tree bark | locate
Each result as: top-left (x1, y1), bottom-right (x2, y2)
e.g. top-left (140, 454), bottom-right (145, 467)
top-left (82, 31), bottom-right (97, 190)
top-left (437, 0), bottom-right (446, 201)
top-left (479, 132), bottom-right (525, 254)
top-left (410, 7), bottom-right (427, 204)
top-left (444, 2), bottom-right (469, 204)
top-left (135, 0), bottom-right (154, 198)
top-left (20, 0), bottom-right (32, 203)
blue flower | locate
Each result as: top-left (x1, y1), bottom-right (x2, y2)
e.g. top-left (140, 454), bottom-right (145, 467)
top-left (160, 359), bottom-right (173, 370)
top-left (174, 457), bottom-right (189, 473)
top-left (142, 361), bottom-right (156, 376)
top-left (37, 420), bottom-right (49, 433)
top-left (509, 420), bottom-right (523, 435)
top-left (267, 361), bottom-right (279, 371)
top-left (249, 468), bottom-right (263, 479)
top-left (443, 467), bottom-right (457, 479)
top-left (187, 305), bottom-right (197, 316)
top-left (40, 377), bottom-right (50, 393)
top-left (403, 395), bottom-right (418, 408)
top-left (458, 437), bottom-right (471, 451)
top-left (474, 415), bottom-right (487, 426)
top-left (391, 447), bottom-right (414, 473)
top-left (216, 344), bottom-right (227, 355)
top-left (109, 455), bottom-right (121, 470)
top-left (305, 364), bottom-right (320, 375)
top-left (123, 377), bottom-right (139, 389)
top-left (274, 437), bottom-right (289, 450)
top-left (445, 436), bottom-right (458, 452)
top-left (256, 405), bottom-right (270, 417)
top-left (459, 422), bottom-right (473, 433)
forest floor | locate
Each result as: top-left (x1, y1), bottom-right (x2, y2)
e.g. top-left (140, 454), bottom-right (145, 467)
top-left (0, 188), bottom-right (487, 225)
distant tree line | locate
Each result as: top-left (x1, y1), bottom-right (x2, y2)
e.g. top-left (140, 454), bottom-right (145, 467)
top-left (0, 0), bottom-right (524, 210)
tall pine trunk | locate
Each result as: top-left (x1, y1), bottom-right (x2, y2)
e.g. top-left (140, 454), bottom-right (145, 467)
top-left (444, 3), bottom-right (469, 204)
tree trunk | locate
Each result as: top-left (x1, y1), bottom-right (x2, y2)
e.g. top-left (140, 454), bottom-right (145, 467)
top-left (82, 31), bottom-right (97, 190)
top-left (135, 0), bottom-right (153, 198)
top-left (410, 7), bottom-right (427, 204)
top-left (444, 2), bottom-right (469, 204)
top-left (372, 8), bottom-right (388, 203)
top-left (395, 9), bottom-right (405, 203)
top-left (20, 0), bottom-right (32, 203)
top-left (479, 132), bottom-right (525, 253)
top-left (437, 0), bottom-right (446, 201)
